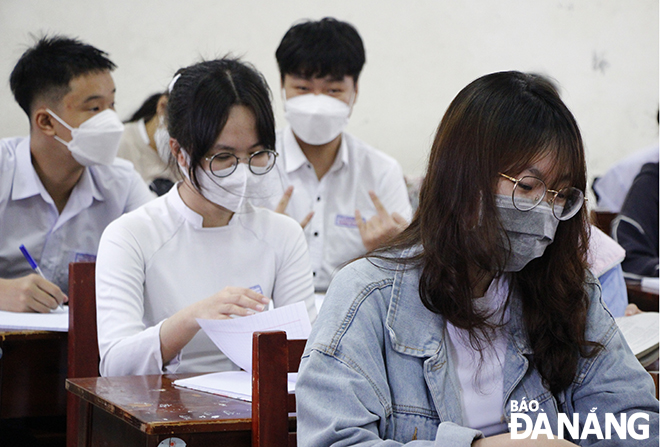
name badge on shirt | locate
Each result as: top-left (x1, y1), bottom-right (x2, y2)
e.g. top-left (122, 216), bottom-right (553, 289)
top-left (73, 252), bottom-right (97, 262)
top-left (335, 214), bottom-right (365, 228)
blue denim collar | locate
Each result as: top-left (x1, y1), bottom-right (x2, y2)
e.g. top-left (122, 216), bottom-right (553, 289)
top-left (385, 249), bottom-right (534, 358)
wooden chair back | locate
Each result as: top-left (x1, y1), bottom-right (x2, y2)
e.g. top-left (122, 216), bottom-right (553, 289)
top-left (251, 330), bottom-right (306, 447)
top-left (590, 209), bottom-right (617, 235)
top-left (67, 261), bottom-right (99, 447)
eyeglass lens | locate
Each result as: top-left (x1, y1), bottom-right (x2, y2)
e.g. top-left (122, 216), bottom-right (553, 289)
top-left (209, 151), bottom-right (276, 177)
top-left (513, 176), bottom-right (583, 220)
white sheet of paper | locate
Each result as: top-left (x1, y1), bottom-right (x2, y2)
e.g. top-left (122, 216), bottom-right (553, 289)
top-left (173, 370), bottom-right (298, 402)
top-left (615, 312), bottom-right (659, 357)
top-left (196, 301), bottom-right (311, 372)
top-left (0, 306), bottom-right (68, 332)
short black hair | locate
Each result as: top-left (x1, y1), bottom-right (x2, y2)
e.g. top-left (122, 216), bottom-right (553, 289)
top-left (275, 17), bottom-right (365, 83)
top-left (167, 57), bottom-right (275, 190)
top-left (9, 35), bottom-right (116, 117)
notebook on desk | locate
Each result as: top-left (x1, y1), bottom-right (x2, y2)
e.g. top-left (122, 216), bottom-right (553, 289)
top-left (615, 312), bottom-right (659, 367)
top-left (174, 371), bottom-right (298, 402)
top-left (0, 306), bottom-right (68, 332)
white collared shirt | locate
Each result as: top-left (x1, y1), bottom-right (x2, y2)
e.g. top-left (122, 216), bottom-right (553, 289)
top-left (96, 185), bottom-right (316, 376)
top-left (258, 127), bottom-right (412, 291)
top-left (0, 136), bottom-right (154, 294)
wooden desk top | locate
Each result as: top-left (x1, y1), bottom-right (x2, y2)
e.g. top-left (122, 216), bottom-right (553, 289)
top-left (66, 374), bottom-right (252, 436)
top-left (0, 328), bottom-right (66, 338)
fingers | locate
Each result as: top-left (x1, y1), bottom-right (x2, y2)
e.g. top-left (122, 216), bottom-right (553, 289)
top-left (206, 287), bottom-right (270, 319)
top-left (392, 212), bottom-right (408, 227)
top-left (368, 190), bottom-right (389, 217)
top-left (34, 276), bottom-right (68, 306)
top-left (275, 186), bottom-right (294, 214)
top-left (300, 211), bottom-right (314, 229)
top-left (3, 275), bottom-right (64, 313)
top-left (355, 209), bottom-right (366, 236)
top-left (624, 303), bottom-right (642, 316)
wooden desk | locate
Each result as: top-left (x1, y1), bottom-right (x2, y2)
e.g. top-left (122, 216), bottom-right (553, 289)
top-left (66, 374), bottom-right (252, 447)
top-left (0, 330), bottom-right (67, 418)
top-left (626, 281), bottom-right (659, 312)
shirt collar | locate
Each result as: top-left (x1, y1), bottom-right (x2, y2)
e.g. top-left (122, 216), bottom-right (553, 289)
top-left (166, 182), bottom-right (244, 230)
top-left (386, 248), bottom-right (531, 357)
top-left (281, 126), bottom-right (349, 174)
top-left (168, 182), bottom-right (205, 229)
top-left (12, 137), bottom-right (104, 205)
top-left (76, 166), bottom-right (105, 203)
top-left (11, 137), bottom-right (42, 201)
top-left (282, 126), bottom-right (308, 173)
top-left (386, 248), bottom-right (446, 358)
top-left (329, 135), bottom-right (349, 173)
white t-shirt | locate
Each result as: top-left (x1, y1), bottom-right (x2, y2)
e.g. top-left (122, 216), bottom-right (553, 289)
top-left (96, 184), bottom-right (316, 376)
top-left (259, 127), bottom-right (412, 291)
top-left (446, 276), bottom-right (510, 437)
top-left (0, 136), bottom-right (153, 294)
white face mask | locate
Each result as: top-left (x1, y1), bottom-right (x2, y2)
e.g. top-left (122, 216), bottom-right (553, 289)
top-left (283, 92), bottom-right (352, 145)
top-left (48, 108), bottom-right (124, 166)
top-left (495, 194), bottom-right (559, 272)
top-left (154, 116), bottom-right (172, 164)
top-left (178, 153), bottom-right (248, 212)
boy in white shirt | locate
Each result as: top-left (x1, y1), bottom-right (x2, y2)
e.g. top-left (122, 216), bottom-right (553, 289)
top-left (268, 18), bottom-right (412, 292)
top-left (0, 36), bottom-right (152, 312)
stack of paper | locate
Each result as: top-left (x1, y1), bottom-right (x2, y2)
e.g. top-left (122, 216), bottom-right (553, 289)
top-left (0, 306), bottom-right (68, 332)
top-left (173, 301), bottom-right (311, 401)
top-left (615, 312), bottom-right (659, 368)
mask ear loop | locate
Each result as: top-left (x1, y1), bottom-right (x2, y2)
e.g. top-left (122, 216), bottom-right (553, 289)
top-left (281, 88), bottom-right (289, 112)
top-left (347, 91), bottom-right (356, 117)
top-left (46, 108), bottom-right (74, 147)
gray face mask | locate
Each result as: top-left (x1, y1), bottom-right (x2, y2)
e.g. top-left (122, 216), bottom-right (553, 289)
top-left (495, 194), bottom-right (559, 272)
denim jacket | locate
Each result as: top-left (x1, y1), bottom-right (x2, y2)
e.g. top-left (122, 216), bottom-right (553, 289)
top-left (297, 256), bottom-right (659, 446)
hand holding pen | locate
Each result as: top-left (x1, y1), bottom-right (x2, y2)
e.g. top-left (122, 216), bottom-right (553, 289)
top-left (0, 245), bottom-right (69, 313)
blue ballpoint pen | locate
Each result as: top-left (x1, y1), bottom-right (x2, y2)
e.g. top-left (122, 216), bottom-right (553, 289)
top-left (19, 244), bottom-right (64, 310)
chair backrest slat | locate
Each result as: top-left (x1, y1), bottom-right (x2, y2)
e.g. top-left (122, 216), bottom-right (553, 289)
top-left (67, 261), bottom-right (99, 379)
top-left (252, 331), bottom-right (306, 447)
top-left (67, 261), bottom-right (99, 447)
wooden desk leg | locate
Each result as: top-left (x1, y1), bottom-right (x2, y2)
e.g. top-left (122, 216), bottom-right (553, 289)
top-left (67, 393), bottom-right (92, 447)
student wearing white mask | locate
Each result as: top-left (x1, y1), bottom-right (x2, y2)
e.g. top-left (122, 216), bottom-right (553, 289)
top-left (0, 36), bottom-right (153, 312)
top-left (117, 92), bottom-right (179, 196)
top-left (262, 18), bottom-right (412, 293)
top-left (96, 58), bottom-right (316, 376)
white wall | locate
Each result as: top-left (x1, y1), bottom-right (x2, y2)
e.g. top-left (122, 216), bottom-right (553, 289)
top-left (0, 0), bottom-right (657, 188)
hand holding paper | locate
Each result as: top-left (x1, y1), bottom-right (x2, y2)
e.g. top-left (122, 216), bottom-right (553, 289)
top-left (196, 301), bottom-right (311, 372)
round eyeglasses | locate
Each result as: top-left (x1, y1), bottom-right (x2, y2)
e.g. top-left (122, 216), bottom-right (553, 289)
top-left (204, 150), bottom-right (278, 178)
top-left (498, 173), bottom-right (586, 221)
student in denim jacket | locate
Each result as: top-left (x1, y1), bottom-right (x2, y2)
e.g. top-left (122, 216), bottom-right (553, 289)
top-left (296, 71), bottom-right (659, 446)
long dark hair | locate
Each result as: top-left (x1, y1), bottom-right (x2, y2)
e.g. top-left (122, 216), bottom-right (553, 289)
top-left (375, 71), bottom-right (598, 395)
top-left (126, 92), bottom-right (162, 123)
